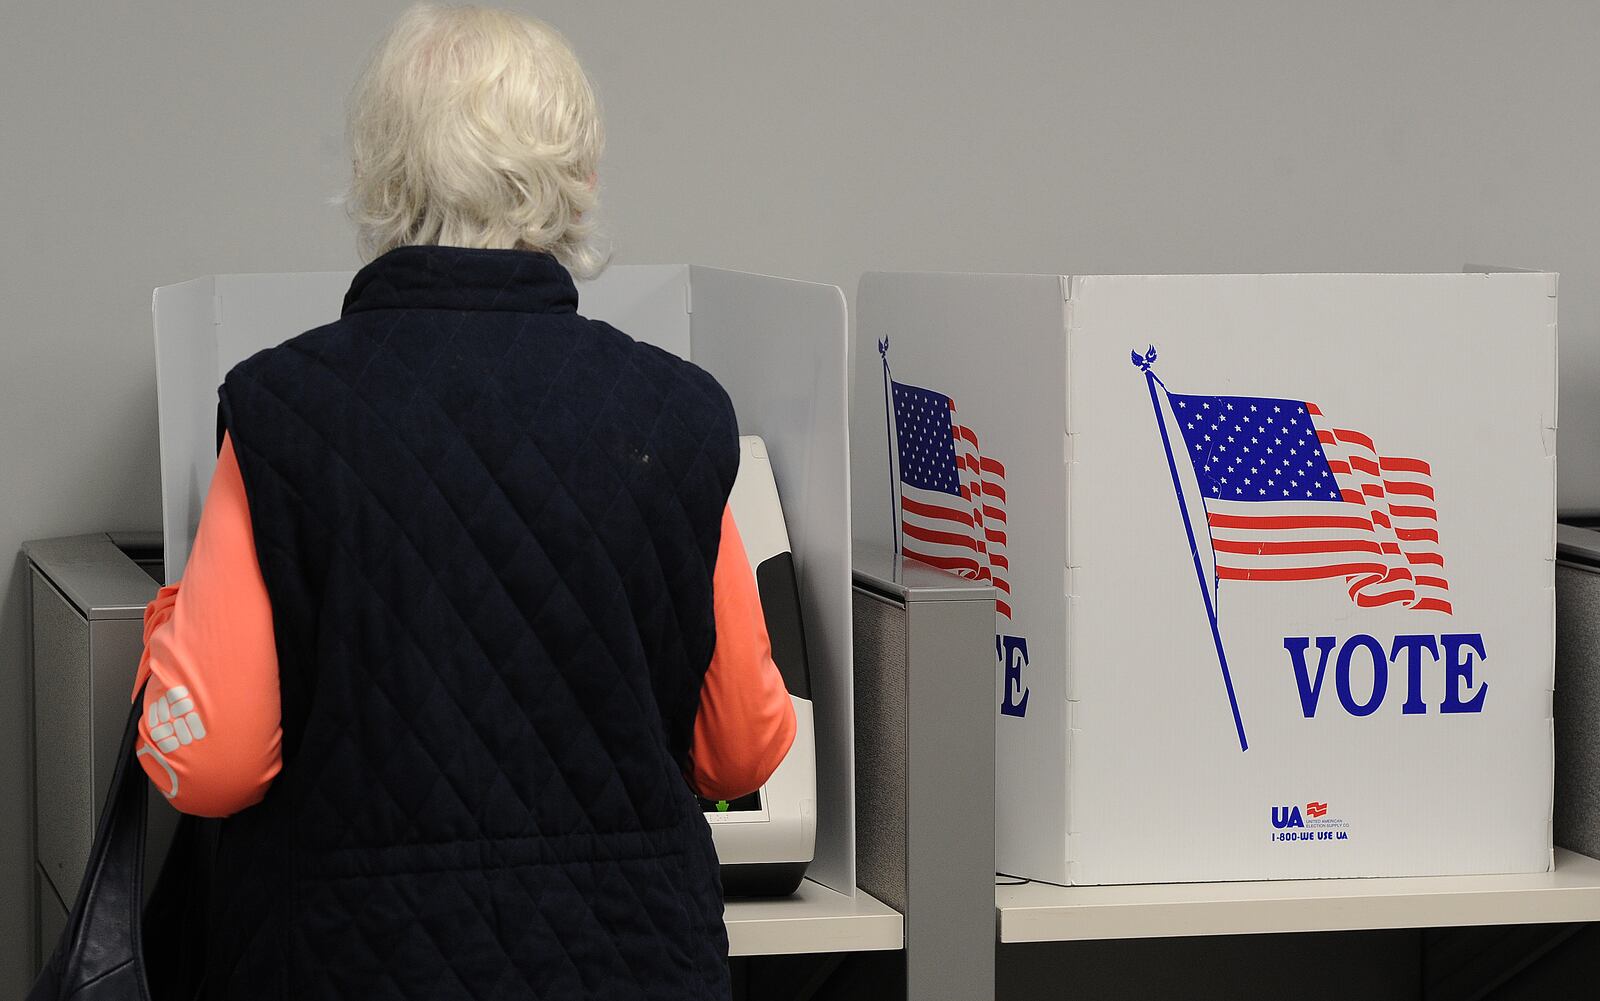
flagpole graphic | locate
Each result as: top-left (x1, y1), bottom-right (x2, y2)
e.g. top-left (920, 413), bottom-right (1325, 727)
top-left (880, 338), bottom-right (903, 558)
top-left (1133, 346), bottom-right (1249, 752)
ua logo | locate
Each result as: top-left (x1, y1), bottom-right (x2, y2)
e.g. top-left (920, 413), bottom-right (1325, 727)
top-left (1271, 806), bottom-right (1305, 829)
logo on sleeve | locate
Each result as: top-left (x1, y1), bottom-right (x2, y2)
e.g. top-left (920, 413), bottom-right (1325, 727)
top-left (148, 685), bottom-right (207, 752)
top-left (137, 685), bottom-right (208, 801)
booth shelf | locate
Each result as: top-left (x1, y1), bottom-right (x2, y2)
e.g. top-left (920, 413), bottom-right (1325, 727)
top-left (726, 880), bottom-right (903, 957)
top-left (996, 849), bottom-right (1600, 944)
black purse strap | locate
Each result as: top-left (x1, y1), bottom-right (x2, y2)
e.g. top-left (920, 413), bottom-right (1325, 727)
top-left (28, 690), bottom-right (153, 1000)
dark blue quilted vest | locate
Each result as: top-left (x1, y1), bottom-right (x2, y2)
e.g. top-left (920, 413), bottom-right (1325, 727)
top-left (207, 246), bottom-right (738, 1001)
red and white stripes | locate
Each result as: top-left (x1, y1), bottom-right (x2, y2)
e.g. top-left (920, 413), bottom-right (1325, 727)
top-left (897, 400), bottom-right (1013, 618)
top-left (1307, 403), bottom-right (1451, 613)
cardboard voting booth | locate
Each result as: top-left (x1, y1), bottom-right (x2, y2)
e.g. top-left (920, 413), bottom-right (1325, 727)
top-left (853, 270), bottom-right (1558, 885)
top-left (153, 265), bottom-right (856, 894)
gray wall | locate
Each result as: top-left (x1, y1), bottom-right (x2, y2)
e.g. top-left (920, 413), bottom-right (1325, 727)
top-left (4, 0), bottom-right (1598, 990)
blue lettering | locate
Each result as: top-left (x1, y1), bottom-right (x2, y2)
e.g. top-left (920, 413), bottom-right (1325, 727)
top-left (1283, 636), bottom-right (1337, 717)
top-left (998, 634), bottom-right (1030, 718)
top-left (1336, 634), bottom-right (1388, 717)
top-left (1389, 634), bottom-right (1439, 715)
top-left (1272, 806), bottom-right (1304, 829)
top-left (1440, 633), bottom-right (1489, 713)
top-left (1285, 632), bottom-right (1485, 717)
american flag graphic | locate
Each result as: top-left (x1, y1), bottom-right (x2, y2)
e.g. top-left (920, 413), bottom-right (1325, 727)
top-left (892, 380), bottom-right (1012, 618)
top-left (1168, 392), bottom-right (1451, 614)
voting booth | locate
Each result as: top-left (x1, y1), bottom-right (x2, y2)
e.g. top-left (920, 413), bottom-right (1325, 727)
top-left (153, 264), bottom-right (856, 895)
top-left (853, 270), bottom-right (1557, 885)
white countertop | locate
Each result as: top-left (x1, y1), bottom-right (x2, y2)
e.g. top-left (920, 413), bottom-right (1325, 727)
top-left (997, 848), bottom-right (1600, 943)
top-left (725, 880), bottom-right (903, 956)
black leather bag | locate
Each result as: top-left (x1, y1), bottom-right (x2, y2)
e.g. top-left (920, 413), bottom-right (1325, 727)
top-left (27, 689), bottom-right (194, 1001)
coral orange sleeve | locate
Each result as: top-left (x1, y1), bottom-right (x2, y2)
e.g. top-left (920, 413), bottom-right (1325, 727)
top-left (133, 433), bottom-right (282, 817)
top-left (687, 509), bottom-right (798, 801)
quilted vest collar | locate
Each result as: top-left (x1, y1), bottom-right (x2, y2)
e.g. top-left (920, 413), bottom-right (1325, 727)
top-left (342, 245), bottom-right (580, 317)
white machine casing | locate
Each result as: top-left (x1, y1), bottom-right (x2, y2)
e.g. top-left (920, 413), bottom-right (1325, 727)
top-left (712, 436), bottom-right (818, 896)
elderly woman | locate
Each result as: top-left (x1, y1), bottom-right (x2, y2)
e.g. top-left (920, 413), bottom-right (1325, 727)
top-left (131, 6), bottom-right (795, 1000)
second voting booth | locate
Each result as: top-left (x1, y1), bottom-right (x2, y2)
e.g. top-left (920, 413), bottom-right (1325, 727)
top-left (853, 270), bottom-right (1558, 886)
top-left (152, 264), bottom-right (858, 896)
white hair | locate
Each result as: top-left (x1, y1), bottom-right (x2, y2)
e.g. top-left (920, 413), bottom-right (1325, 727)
top-left (347, 4), bottom-right (606, 276)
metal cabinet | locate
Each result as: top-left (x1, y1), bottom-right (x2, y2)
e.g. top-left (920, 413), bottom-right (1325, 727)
top-left (24, 532), bottom-right (169, 970)
top-left (1557, 522), bottom-right (1600, 860)
top-left (853, 543), bottom-right (996, 1001)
